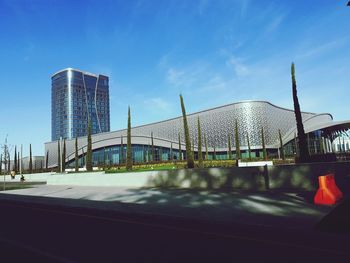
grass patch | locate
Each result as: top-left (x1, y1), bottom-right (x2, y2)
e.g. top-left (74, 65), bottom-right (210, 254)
top-left (105, 164), bottom-right (177, 173)
top-left (104, 160), bottom-right (238, 173)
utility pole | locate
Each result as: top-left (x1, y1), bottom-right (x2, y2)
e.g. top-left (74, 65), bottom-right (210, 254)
top-left (2, 158), bottom-right (4, 191)
top-left (2, 135), bottom-right (8, 191)
top-left (2, 166), bottom-right (4, 191)
top-left (20, 144), bottom-right (23, 175)
top-left (60, 137), bottom-right (62, 173)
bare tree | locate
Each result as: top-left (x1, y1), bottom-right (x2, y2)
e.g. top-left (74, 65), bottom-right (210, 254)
top-left (1, 135), bottom-right (12, 174)
top-left (1, 135), bottom-right (13, 191)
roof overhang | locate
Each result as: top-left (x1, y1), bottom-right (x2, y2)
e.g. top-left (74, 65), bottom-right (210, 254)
top-left (282, 120), bottom-right (350, 146)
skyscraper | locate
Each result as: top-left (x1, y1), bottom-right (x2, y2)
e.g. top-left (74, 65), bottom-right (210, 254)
top-left (51, 68), bottom-right (110, 141)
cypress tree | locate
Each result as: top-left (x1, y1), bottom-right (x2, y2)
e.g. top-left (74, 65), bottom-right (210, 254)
top-left (227, 135), bottom-right (232, 160)
top-left (147, 144), bottom-right (151, 163)
top-left (213, 145), bottom-right (217, 160)
top-left (247, 133), bottom-right (252, 161)
top-left (126, 106), bottom-right (132, 171)
top-left (278, 129), bottom-right (285, 160)
top-left (46, 151), bottom-right (49, 171)
top-left (62, 139), bottom-right (66, 172)
top-left (14, 146), bottom-right (17, 173)
top-left (205, 134), bottom-right (208, 160)
top-left (8, 152), bottom-right (10, 173)
top-left (192, 138), bottom-right (195, 160)
top-left (178, 133), bottom-right (182, 161)
top-left (151, 132), bottom-right (155, 162)
top-left (86, 119), bottom-right (92, 171)
top-left (261, 127), bottom-right (267, 161)
top-left (0, 154), bottom-right (2, 175)
top-left (179, 94), bottom-right (194, 168)
top-left (57, 140), bottom-right (61, 172)
top-left (120, 136), bottom-right (124, 164)
top-left (29, 144), bottom-right (33, 174)
top-left (143, 146), bottom-right (147, 163)
top-left (81, 148), bottom-right (85, 167)
top-left (75, 136), bottom-right (79, 172)
top-left (291, 63), bottom-right (309, 163)
top-left (343, 137), bottom-right (345, 152)
top-left (170, 142), bottom-right (173, 161)
top-left (197, 117), bottom-right (203, 167)
top-left (17, 151), bottom-right (20, 172)
top-left (235, 120), bottom-right (241, 159)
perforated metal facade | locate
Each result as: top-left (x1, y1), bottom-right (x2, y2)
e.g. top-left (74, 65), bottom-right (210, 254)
top-left (45, 100), bottom-right (334, 167)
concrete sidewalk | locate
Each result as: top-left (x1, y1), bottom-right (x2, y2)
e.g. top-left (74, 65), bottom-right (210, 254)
top-left (0, 184), bottom-right (333, 229)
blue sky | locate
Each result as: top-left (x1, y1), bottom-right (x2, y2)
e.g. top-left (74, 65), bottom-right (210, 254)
top-left (0, 0), bottom-right (349, 156)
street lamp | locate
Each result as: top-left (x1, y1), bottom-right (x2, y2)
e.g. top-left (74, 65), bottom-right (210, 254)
top-left (60, 137), bottom-right (62, 173)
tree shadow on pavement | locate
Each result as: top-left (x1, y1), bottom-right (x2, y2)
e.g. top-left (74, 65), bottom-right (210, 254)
top-left (82, 187), bottom-right (332, 229)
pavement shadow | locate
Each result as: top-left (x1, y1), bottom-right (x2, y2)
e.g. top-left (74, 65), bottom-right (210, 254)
top-left (87, 187), bottom-right (332, 227)
top-left (0, 186), bottom-right (333, 229)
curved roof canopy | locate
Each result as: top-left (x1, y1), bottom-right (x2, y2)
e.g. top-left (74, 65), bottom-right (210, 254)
top-left (282, 119), bottom-right (350, 146)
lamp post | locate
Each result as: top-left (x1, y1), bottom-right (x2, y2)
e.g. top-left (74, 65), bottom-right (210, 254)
top-left (2, 136), bottom-right (8, 191)
top-left (2, 159), bottom-right (5, 191)
top-left (60, 137), bottom-right (62, 173)
top-left (20, 144), bottom-right (22, 175)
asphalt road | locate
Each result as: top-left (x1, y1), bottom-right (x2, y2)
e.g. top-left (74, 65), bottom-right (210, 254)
top-left (0, 199), bottom-right (349, 263)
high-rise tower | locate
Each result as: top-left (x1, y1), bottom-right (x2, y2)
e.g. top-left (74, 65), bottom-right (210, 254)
top-left (51, 68), bottom-right (110, 141)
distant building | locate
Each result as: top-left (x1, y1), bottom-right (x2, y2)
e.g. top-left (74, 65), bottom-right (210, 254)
top-left (20, 156), bottom-right (45, 171)
top-left (3, 156), bottom-right (45, 172)
top-left (45, 100), bottom-right (350, 168)
top-left (51, 68), bottom-right (110, 141)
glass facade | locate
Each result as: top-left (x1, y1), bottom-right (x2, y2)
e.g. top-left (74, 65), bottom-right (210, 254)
top-left (66, 144), bottom-right (270, 168)
top-left (282, 131), bottom-right (334, 157)
top-left (67, 144), bottom-right (184, 167)
top-left (51, 68), bottom-right (110, 141)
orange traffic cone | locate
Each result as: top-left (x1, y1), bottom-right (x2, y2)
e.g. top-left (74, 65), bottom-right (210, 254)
top-left (328, 174), bottom-right (343, 200)
top-left (314, 174), bottom-right (343, 205)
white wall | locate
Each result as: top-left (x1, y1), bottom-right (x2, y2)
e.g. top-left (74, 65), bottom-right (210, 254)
top-left (1, 172), bottom-right (53, 183)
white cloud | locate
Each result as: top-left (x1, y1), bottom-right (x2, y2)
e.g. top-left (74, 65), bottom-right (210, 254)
top-left (296, 37), bottom-right (349, 60)
top-left (158, 53), bottom-right (172, 69)
top-left (167, 68), bottom-right (186, 85)
top-left (226, 56), bottom-right (250, 77)
top-left (200, 74), bottom-right (229, 92)
top-left (164, 62), bottom-right (209, 90)
top-left (143, 97), bottom-right (172, 112)
top-left (265, 14), bottom-right (285, 33)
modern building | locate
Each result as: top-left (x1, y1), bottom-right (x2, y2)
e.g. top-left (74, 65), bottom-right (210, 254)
top-left (4, 156), bottom-right (45, 173)
top-left (45, 100), bottom-right (350, 168)
top-left (51, 68), bottom-right (110, 141)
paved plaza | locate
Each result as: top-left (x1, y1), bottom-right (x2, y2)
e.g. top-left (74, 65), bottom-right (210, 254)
top-left (0, 184), bottom-right (332, 229)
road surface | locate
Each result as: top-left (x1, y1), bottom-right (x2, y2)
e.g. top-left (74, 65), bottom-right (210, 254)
top-left (0, 198), bottom-right (349, 262)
